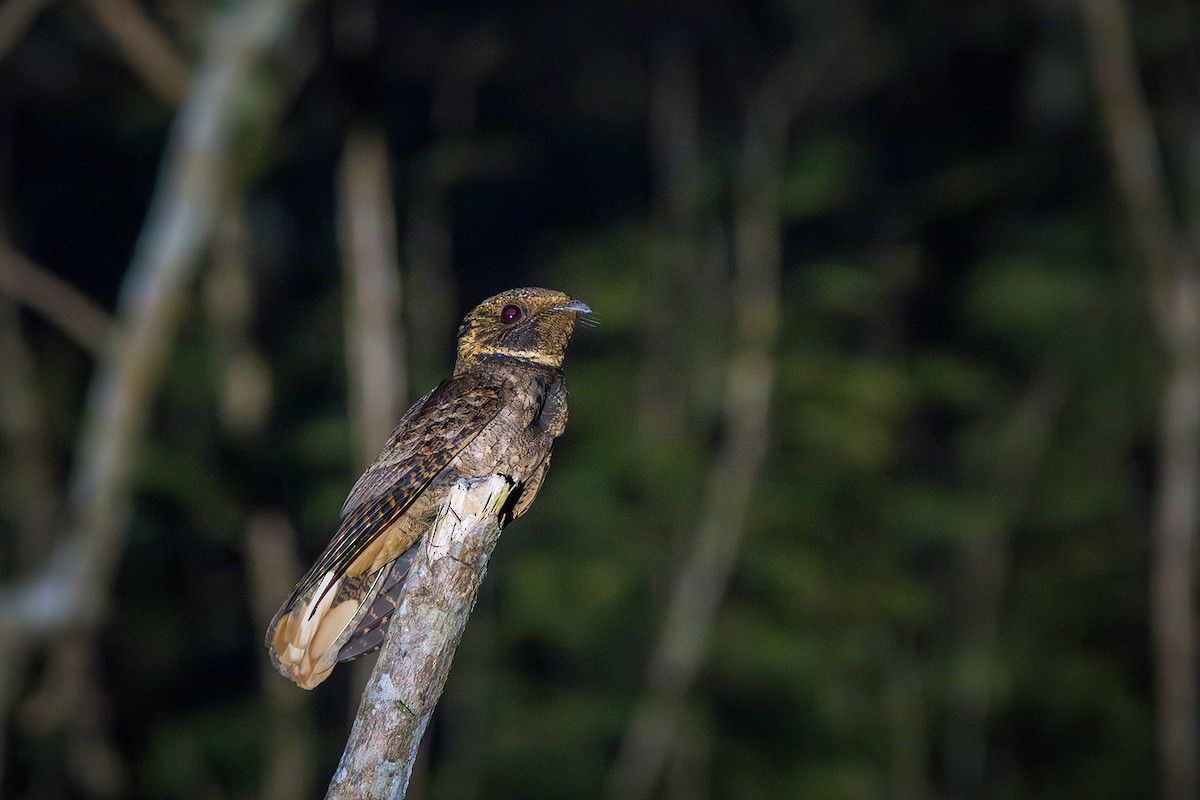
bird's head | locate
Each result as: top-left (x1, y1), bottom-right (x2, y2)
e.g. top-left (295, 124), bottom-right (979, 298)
top-left (454, 287), bottom-right (591, 374)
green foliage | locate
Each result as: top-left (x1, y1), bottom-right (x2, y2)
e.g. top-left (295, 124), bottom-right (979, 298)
top-left (779, 138), bottom-right (867, 220)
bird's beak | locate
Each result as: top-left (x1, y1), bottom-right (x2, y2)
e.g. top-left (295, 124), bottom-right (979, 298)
top-left (556, 299), bottom-right (592, 315)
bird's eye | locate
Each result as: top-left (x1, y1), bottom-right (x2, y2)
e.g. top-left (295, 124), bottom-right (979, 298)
top-left (499, 304), bottom-right (524, 325)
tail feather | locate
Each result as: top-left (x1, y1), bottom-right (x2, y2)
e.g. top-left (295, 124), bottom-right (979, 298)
top-left (266, 545), bottom-right (421, 689)
top-left (337, 545), bottom-right (420, 661)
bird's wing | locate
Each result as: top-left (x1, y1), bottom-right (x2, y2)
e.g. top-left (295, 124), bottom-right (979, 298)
top-left (266, 378), bottom-right (502, 687)
top-left (289, 377), bottom-right (501, 608)
top-left (339, 383), bottom-right (440, 517)
top-left (334, 543), bottom-right (421, 662)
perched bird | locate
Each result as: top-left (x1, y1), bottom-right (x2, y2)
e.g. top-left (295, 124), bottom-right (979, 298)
top-left (267, 287), bottom-right (590, 689)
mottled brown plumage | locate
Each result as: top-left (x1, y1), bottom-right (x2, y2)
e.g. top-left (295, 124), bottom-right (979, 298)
top-left (267, 287), bottom-right (589, 688)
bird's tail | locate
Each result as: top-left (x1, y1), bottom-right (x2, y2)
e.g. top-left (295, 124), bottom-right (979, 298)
top-left (265, 548), bottom-right (417, 689)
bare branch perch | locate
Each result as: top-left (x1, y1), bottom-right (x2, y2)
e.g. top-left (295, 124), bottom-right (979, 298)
top-left (326, 474), bottom-right (515, 800)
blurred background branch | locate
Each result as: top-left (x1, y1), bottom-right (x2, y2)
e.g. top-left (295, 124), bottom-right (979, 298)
top-left (0, 242), bottom-right (111, 355)
top-left (0, 0), bottom-right (52, 65)
top-left (0, 0), bottom-right (312, 637)
top-left (942, 355), bottom-right (1069, 791)
top-left (247, 513), bottom-right (318, 800)
top-left (606, 32), bottom-right (833, 799)
top-left (0, 0), bottom-right (312, 791)
top-left (1078, 1), bottom-right (1200, 799)
top-left (80, 0), bottom-right (192, 106)
top-left (338, 123), bottom-right (406, 466)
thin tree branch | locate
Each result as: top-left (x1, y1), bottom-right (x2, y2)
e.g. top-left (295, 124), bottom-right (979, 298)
top-left (0, 242), bottom-right (112, 355)
top-left (0, 9), bottom-right (312, 786)
top-left (246, 513), bottom-right (319, 800)
top-left (635, 40), bottom-right (705, 447)
top-left (80, 0), bottom-right (193, 106)
top-left (942, 357), bottom-right (1069, 791)
top-left (0, 298), bottom-right (60, 568)
top-left (605, 45), bottom-right (813, 800)
top-left (17, 632), bottom-right (127, 795)
top-left (1078, 2), bottom-right (1200, 799)
top-left (337, 120), bottom-right (409, 735)
top-left (326, 475), bottom-right (515, 800)
top-left (206, 199), bottom-right (274, 435)
top-left (1147, 346), bottom-right (1200, 800)
top-left (337, 124), bottom-right (406, 467)
top-left (1077, 0), bottom-right (1195, 325)
top-left (608, 21), bottom-right (867, 795)
top-left (0, 297), bottom-right (56, 789)
top-left (0, 0), bottom-right (314, 648)
top-left (0, 0), bottom-right (53, 65)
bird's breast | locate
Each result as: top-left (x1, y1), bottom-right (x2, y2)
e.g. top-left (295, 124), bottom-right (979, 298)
top-left (452, 371), bottom-right (559, 483)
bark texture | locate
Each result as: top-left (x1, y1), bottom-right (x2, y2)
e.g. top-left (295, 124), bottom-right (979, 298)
top-left (326, 475), bottom-right (514, 800)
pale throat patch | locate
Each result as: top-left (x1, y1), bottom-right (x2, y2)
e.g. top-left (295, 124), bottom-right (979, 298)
top-left (496, 347), bottom-right (559, 366)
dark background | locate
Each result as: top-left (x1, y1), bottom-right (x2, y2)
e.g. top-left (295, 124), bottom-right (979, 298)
top-left (0, 0), bottom-right (1196, 798)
